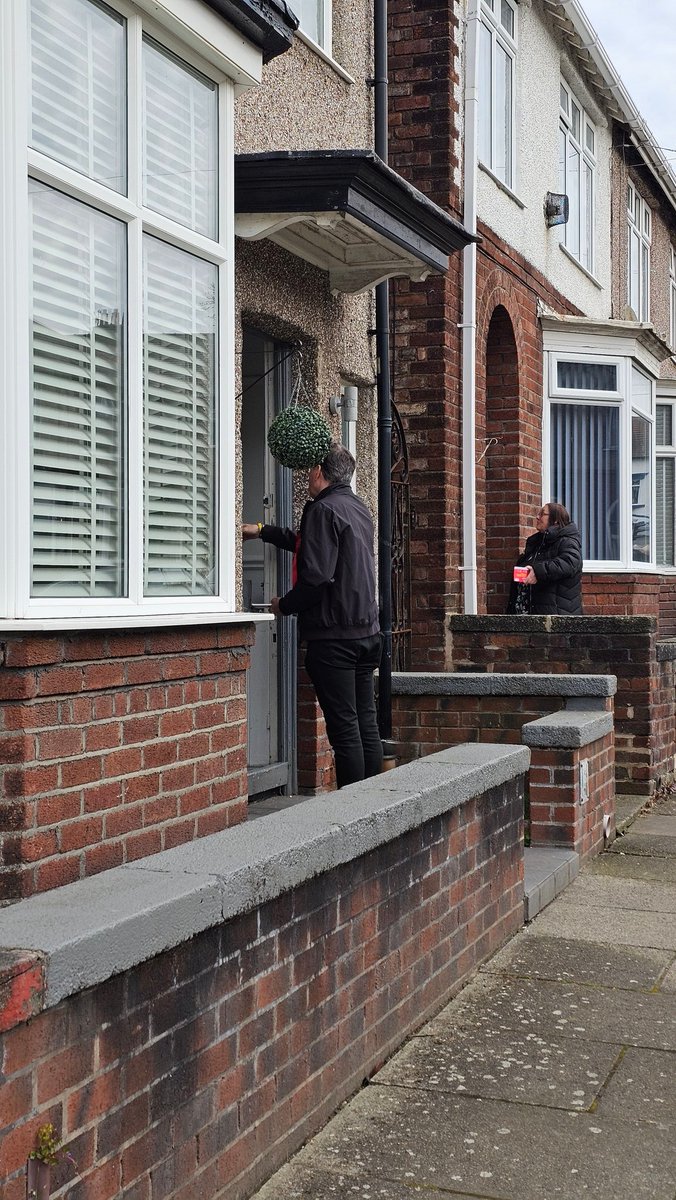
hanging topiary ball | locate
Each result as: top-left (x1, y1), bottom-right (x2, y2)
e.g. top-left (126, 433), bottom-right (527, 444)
top-left (267, 405), bottom-right (332, 469)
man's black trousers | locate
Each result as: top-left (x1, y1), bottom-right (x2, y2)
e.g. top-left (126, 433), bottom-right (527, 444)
top-left (304, 634), bottom-right (383, 789)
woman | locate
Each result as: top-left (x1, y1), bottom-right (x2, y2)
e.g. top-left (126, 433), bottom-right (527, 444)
top-left (508, 502), bottom-right (583, 615)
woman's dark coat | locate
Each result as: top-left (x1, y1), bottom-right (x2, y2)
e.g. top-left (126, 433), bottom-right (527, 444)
top-left (507, 522), bottom-right (583, 615)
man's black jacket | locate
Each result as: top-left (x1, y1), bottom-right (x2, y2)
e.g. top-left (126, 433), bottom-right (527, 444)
top-left (261, 483), bottom-right (379, 641)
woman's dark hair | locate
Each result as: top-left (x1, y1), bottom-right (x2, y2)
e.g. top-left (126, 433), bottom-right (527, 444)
top-left (546, 501), bottom-right (571, 527)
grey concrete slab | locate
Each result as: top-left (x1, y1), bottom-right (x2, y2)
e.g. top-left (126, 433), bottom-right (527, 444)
top-left (609, 831), bottom-right (676, 858)
top-left (660, 961), bottom-right (676, 993)
top-left (585, 852), bottom-right (676, 885)
top-left (481, 932), bottom-right (673, 991)
top-left (391, 671), bottom-right (616, 697)
top-left (651, 795), bottom-right (676, 816)
top-left (0, 867), bottom-right (223, 1005)
top-left (614, 795), bottom-right (646, 831)
top-left (524, 849), bottom-right (579, 921)
top-left (594, 1046), bottom-right (676, 1129)
top-left (373, 1027), bottom-right (620, 1112)
top-left (290, 1085), bottom-right (676, 1200)
top-left (632, 814), bottom-right (676, 836)
top-left (426, 973), bottom-right (676, 1051)
top-left (252, 1163), bottom-right (483, 1199)
top-left (522, 709), bottom-right (613, 749)
top-left (528, 897), bottom-right (676, 950)
top-left (554, 873), bottom-right (676, 913)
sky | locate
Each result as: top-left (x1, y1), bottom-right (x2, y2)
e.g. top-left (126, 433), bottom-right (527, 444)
top-left (581, 0), bottom-right (676, 161)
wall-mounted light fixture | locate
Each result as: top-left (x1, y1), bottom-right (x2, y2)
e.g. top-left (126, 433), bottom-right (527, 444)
top-left (544, 192), bottom-right (569, 227)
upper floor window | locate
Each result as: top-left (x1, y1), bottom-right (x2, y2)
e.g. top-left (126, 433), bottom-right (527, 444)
top-left (479, 0), bottom-right (517, 189)
top-left (1, 0), bottom-right (237, 620)
top-left (670, 247), bottom-right (676, 349)
top-left (559, 82), bottom-right (595, 274)
top-left (628, 182), bottom-right (651, 321)
top-left (293, 0), bottom-right (331, 52)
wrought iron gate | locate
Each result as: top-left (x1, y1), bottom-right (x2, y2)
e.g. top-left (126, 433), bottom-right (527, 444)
top-left (391, 401), bottom-right (412, 671)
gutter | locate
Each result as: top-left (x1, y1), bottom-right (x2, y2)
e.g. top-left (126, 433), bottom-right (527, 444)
top-left (460, 0), bottom-right (481, 615)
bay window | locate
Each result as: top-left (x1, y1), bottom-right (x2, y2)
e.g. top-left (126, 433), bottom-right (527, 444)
top-left (479, 0), bottom-right (517, 189)
top-left (546, 347), bottom-right (660, 569)
top-left (2, 0), bottom-right (237, 621)
top-left (657, 401), bottom-right (676, 567)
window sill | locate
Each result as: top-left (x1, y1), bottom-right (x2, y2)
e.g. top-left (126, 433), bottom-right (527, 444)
top-left (0, 611), bottom-right (275, 633)
top-left (559, 243), bottom-right (604, 290)
top-left (295, 30), bottom-right (355, 84)
top-left (478, 161), bottom-right (526, 209)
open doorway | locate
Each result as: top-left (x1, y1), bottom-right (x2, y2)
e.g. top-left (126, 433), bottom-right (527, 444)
top-left (241, 329), bottom-right (296, 797)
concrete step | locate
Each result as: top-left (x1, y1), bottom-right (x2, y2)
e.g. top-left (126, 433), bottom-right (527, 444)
top-left (524, 846), bottom-right (579, 921)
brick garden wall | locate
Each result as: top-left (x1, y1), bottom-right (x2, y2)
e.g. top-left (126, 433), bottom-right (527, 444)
top-left (0, 776), bottom-right (524, 1200)
top-left (448, 615), bottom-right (674, 795)
top-left (392, 690), bottom-right (578, 758)
top-left (0, 626), bottom-right (254, 902)
top-left (528, 733), bottom-right (615, 862)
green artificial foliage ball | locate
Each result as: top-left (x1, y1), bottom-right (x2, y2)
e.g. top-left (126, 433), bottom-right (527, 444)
top-left (267, 405), bottom-right (332, 469)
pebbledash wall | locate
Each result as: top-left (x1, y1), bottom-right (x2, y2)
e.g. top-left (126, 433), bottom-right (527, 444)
top-left (0, 745), bottom-right (527, 1200)
top-left (0, 625), bottom-right (254, 903)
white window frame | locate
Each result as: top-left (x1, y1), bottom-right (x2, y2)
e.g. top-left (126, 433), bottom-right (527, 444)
top-left (559, 81), bottom-right (596, 275)
top-left (670, 246), bottom-right (676, 350)
top-left (656, 396), bottom-right (676, 569)
top-left (627, 181), bottom-right (651, 322)
top-left (0, 0), bottom-right (247, 624)
top-left (479, 0), bottom-right (517, 190)
top-left (544, 351), bottom-right (658, 571)
top-left (294, 0), bottom-right (332, 55)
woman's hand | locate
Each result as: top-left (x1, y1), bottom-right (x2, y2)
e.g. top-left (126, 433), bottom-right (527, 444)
top-left (242, 523), bottom-right (260, 540)
top-left (524, 566), bottom-right (537, 585)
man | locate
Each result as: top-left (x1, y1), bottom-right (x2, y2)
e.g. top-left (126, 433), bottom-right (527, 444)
top-left (242, 443), bottom-right (383, 788)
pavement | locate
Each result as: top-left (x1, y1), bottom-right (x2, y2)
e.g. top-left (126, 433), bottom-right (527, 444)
top-left (251, 792), bottom-right (676, 1200)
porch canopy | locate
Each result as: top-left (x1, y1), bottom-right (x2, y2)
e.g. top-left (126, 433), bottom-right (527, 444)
top-left (235, 150), bottom-right (477, 293)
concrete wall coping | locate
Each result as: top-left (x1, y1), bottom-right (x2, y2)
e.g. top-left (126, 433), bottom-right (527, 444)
top-left (391, 672), bottom-right (617, 698)
top-left (448, 615), bottom-right (656, 634)
top-left (0, 743), bottom-right (529, 1009)
top-left (521, 709), bottom-right (614, 749)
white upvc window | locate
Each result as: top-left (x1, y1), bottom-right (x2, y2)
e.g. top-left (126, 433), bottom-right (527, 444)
top-left (656, 400), bottom-right (676, 567)
top-left (546, 354), bottom-right (656, 569)
top-left (1, 0), bottom-right (239, 622)
top-left (559, 82), bottom-right (595, 274)
top-left (478, 0), bottom-right (517, 189)
top-left (293, 0), bottom-right (331, 53)
top-left (670, 247), bottom-right (676, 350)
top-left (627, 181), bottom-right (651, 321)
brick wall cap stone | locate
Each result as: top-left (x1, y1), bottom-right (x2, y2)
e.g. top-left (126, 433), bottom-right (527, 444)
top-left (0, 744), bottom-right (528, 1008)
top-left (392, 672), bottom-right (617, 697)
top-left (521, 709), bottom-right (614, 749)
top-left (449, 615), bottom-right (656, 635)
top-left (656, 639), bottom-right (676, 662)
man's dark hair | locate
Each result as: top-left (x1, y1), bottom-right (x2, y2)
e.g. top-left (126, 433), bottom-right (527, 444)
top-left (320, 442), bottom-right (355, 485)
top-left (547, 501), bottom-right (571, 527)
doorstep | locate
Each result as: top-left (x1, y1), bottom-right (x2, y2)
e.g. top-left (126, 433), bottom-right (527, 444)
top-left (524, 846), bottom-right (579, 922)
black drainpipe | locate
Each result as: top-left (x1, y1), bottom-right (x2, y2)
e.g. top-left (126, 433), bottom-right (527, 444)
top-left (372, 0), bottom-right (392, 743)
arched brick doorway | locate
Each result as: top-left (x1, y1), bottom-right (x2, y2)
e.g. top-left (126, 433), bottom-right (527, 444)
top-left (484, 305), bottom-right (520, 613)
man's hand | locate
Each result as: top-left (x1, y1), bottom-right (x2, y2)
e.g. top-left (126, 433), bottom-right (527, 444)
top-left (270, 596), bottom-right (281, 616)
top-left (524, 566), bottom-right (537, 585)
top-left (242, 523), bottom-right (260, 540)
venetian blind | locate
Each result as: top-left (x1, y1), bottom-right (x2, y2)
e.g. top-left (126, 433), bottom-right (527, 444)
top-left (142, 38), bottom-right (218, 238)
top-left (30, 0), bottom-right (126, 193)
top-left (143, 237), bottom-right (217, 595)
top-left (31, 183), bottom-right (126, 596)
top-left (550, 403), bottom-right (620, 562)
top-left (657, 458), bottom-right (675, 567)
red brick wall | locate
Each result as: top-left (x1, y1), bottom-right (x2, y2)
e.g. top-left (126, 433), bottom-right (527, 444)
top-left (392, 691), bottom-right (573, 758)
top-left (0, 626), bottom-right (254, 902)
top-left (529, 733), bottom-right (615, 861)
top-left (0, 780), bottom-right (524, 1200)
top-left (448, 616), bottom-right (672, 796)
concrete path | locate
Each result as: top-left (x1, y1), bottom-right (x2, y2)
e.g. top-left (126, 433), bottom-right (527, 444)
top-left (251, 795), bottom-right (676, 1199)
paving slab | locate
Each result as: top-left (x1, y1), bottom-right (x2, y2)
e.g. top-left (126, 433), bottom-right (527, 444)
top-left (426, 973), bottom-right (676, 1051)
top-left (633, 814), bottom-right (676, 836)
top-left (527, 898), bottom-right (676, 950)
top-left (661, 961), bottom-right (676, 993)
top-left (585, 852), bottom-right (676, 884)
top-left (252, 1163), bottom-right (483, 1199)
top-left (289, 1085), bottom-right (676, 1200)
top-left (481, 931), bottom-right (672, 991)
top-left (373, 1027), bottom-right (620, 1111)
top-left (553, 873), bottom-right (676, 913)
top-left (594, 1046), bottom-right (676, 1129)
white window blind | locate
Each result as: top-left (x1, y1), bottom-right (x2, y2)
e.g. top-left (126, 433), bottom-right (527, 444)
top-left (143, 39), bottom-right (218, 239)
top-left (143, 238), bottom-right (217, 596)
top-left (30, 0), bottom-right (126, 193)
top-left (30, 181), bottom-right (126, 596)
top-left (631, 412), bottom-right (652, 563)
top-left (657, 457), bottom-right (675, 566)
top-left (550, 403), bottom-right (620, 561)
